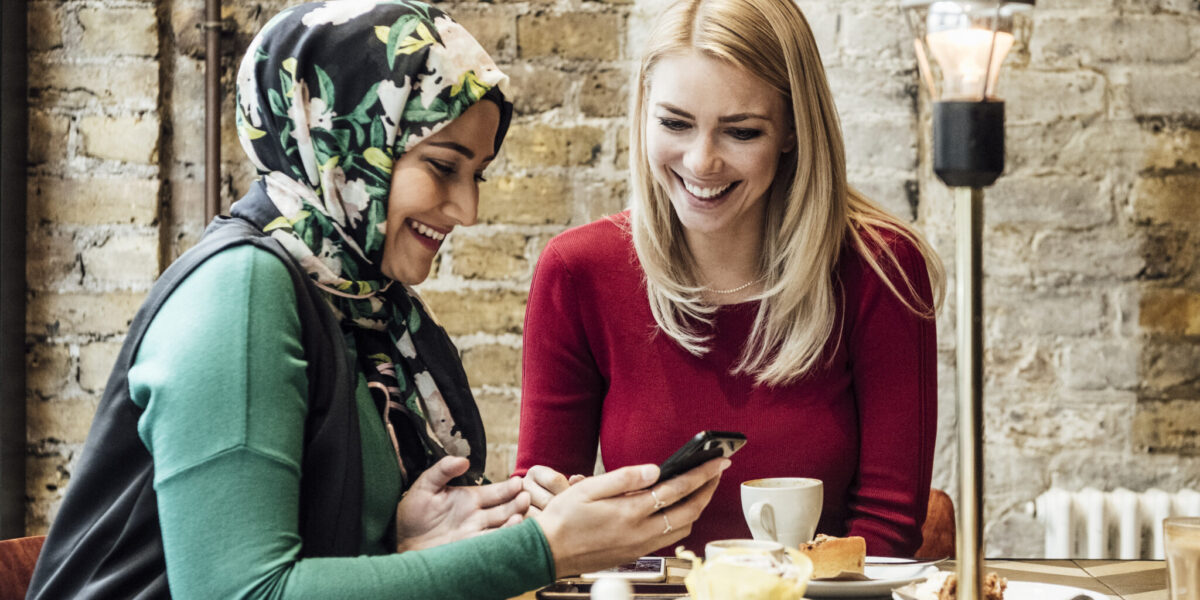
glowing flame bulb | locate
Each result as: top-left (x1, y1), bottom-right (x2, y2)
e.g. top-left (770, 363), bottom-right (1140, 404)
top-left (926, 27), bottom-right (1014, 100)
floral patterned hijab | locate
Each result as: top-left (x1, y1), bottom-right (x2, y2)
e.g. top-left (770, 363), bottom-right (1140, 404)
top-left (232, 0), bottom-right (511, 487)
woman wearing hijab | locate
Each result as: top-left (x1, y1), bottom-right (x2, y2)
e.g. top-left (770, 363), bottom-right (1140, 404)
top-left (26, 2), bottom-right (725, 598)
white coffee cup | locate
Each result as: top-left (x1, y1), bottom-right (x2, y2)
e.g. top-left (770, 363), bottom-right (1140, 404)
top-left (741, 477), bottom-right (823, 549)
top-left (704, 538), bottom-right (786, 563)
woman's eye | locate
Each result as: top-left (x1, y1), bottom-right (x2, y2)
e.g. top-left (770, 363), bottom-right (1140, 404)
top-left (658, 118), bottom-right (690, 131)
top-left (728, 128), bottom-right (763, 141)
top-left (426, 159), bottom-right (455, 176)
top-left (474, 172), bottom-right (488, 183)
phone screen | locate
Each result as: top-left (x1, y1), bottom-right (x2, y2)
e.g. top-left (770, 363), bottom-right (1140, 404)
top-left (580, 557), bottom-right (667, 581)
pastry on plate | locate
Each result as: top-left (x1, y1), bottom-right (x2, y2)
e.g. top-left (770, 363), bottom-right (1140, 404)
top-left (796, 534), bottom-right (866, 579)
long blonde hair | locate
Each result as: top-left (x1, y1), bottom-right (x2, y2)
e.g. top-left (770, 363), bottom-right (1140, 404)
top-left (629, 0), bottom-right (946, 386)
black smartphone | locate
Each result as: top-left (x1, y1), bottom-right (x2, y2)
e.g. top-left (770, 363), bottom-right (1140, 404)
top-left (655, 430), bottom-right (746, 483)
top-left (536, 581), bottom-right (688, 599)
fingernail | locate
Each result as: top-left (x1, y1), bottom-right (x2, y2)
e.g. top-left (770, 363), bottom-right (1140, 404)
top-left (642, 465), bottom-right (660, 481)
top-left (720, 459), bottom-right (732, 472)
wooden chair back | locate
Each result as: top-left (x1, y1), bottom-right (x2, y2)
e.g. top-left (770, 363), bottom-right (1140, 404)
top-left (915, 488), bottom-right (956, 559)
top-left (0, 535), bottom-right (46, 600)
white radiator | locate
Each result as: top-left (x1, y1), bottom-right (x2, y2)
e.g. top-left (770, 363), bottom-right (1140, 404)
top-left (1029, 488), bottom-right (1200, 559)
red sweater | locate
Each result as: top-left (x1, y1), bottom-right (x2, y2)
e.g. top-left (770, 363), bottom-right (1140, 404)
top-left (514, 213), bottom-right (936, 557)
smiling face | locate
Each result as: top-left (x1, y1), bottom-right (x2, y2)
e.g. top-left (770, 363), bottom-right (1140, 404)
top-left (645, 50), bottom-right (795, 244)
top-left (381, 100), bottom-right (500, 284)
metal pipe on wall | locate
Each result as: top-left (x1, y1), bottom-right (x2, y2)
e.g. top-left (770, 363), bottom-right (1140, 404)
top-left (204, 0), bottom-right (221, 223)
top-left (0, 0), bottom-right (30, 538)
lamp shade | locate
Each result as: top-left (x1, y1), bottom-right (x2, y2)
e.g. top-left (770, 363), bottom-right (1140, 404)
top-left (901, 0), bottom-right (1034, 102)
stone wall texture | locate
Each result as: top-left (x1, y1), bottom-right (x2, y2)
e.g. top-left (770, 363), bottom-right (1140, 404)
top-left (23, 0), bottom-right (1200, 557)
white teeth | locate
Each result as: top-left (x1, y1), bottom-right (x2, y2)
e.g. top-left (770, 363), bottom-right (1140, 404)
top-left (408, 220), bottom-right (445, 241)
top-left (683, 180), bottom-right (732, 199)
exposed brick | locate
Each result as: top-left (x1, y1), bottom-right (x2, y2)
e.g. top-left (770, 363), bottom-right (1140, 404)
top-left (26, 344), bottom-right (72, 399)
top-left (26, 291), bottom-right (147, 338)
top-left (578, 178), bottom-right (630, 222)
top-left (26, 454), bottom-right (70, 498)
top-left (461, 344), bottom-right (522, 388)
top-left (419, 289), bottom-right (528, 336)
top-left (475, 391), bottom-right (521, 446)
top-left (827, 65), bottom-right (917, 118)
top-left (27, 396), bottom-right (99, 445)
top-left (27, 4), bottom-right (63, 52)
top-left (1061, 339), bottom-right (1140, 390)
top-left (1002, 70), bottom-right (1106, 123)
top-left (1143, 127), bottom-right (1200, 172)
top-left (26, 229), bottom-right (80, 291)
top-left (28, 109), bottom-right (70, 164)
top-left (986, 176), bottom-right (1110, 228)
top-left (80, 232), bottom-right (161, 288)
top-left (518, 12), bottom-right (622, 61)
top-left (1130, 67), bottom-right (1200, 117)
top-left (1031, 16), bottom-right (1191, 65)
top-left (614, 125), bottom-right (630, 168)
top-left (503, 124), bottom-right (605, 168)
top-left (485, 443), bottom-right (517, 483)
top-left (452, 232), bottom-right (529, 280)
top-left (794, 0), bottom-right (838, 62)
top-left (453, 9), bottom-right (517, 62)
top-left (78, 341), bottom-right (123, 393)
top-left (1142, 339), bottom-right (1200, 393)
top-left (1132, 174), bottom-right (1200, 225)
top-left (839, 7), bottom-right (909, 62)
top-left (79, 7), bottom-right (158, 57)
top-left (988, 291), bottom-right (1106, 338)
top-left (1030, 228), bottom-right (1144, 280)
top-left (579, 69), bottom-right (631, 118)
top-left (478, 175), bottom-right (571, 225)
top-left (502, 63), bottom-right (569, 115)
top-left (842, 115), bottom-right (916, 171)
top-left (1133, 399), bottom-right (1200, 454)
top-left (30, 61), bottom-right (159, 109)
top-left (1140, 288), bottom-right (1200, 336)
top-left (28, 177), bottom-right (159, 226)
top-left (79, 113), bottom-right (160, 164)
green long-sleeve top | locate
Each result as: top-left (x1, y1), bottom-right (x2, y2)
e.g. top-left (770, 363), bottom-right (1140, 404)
top-left (126, 244), bottom-right (555, 599)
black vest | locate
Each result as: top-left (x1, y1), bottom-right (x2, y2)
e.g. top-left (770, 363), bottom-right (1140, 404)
top-left (27, 215), bottom-right (365, 599)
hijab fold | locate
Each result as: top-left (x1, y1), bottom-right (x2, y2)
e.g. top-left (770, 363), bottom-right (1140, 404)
top-left (233, 0), bottom-right (512, 486)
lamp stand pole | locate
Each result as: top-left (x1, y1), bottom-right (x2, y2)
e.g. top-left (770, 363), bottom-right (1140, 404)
top-left (955, 186), bottom-right (985, 600)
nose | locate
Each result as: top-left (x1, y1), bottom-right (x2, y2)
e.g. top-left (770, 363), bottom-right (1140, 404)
top-left (682, 133), bottom-right (722, 177)
top-left (443, 184), bottom-right (479, 228)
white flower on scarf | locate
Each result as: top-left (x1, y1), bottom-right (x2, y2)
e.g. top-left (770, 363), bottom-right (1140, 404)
top-left (318, 164), bottom-right (349, 226)
top-left (340, 177), bottom-right (371, 228)
top-left (376, 78), bottom-right (411, 145)
top-left (301, 0), bottom-right (380, 27)
top-left (309, 96), bottom-right (335, 131)
top-left (396, 330), bottom-right (417, 358)
top-left (287, 79), bottom-right (321, 186)
top-left (315, 236), bottom-right (342, 278)
top-left (264, 171), bottom-right (321, 219)
top-left (414, 371), bottom-right (472, 458)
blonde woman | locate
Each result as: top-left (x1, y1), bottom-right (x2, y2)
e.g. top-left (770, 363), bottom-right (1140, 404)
top-left (515, 0), bottom-right (945, 557)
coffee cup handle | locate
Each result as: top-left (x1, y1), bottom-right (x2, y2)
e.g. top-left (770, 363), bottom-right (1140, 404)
top-left (749, 500), bottom-right (777, 541)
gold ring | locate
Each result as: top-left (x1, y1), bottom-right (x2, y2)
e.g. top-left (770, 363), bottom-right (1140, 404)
top-left (661, 513), bottom-right (673, 535)
top-left (650, 488), bottom-right (667, 510)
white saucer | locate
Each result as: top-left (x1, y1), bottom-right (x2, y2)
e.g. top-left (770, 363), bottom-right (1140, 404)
top-left (891, 579), bottom-right (1110, 600)
top-left (806, 565), bottom-right (939, 598)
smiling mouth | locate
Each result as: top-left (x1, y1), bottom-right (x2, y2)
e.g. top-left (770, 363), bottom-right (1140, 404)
top-left (408, 219), bottom-right (447, 242)
top-left (677, 174), bottom-right (739, 201)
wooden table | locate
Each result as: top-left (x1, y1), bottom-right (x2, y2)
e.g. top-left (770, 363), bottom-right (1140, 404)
top-left (511, 558), bottom-right (1170, 599)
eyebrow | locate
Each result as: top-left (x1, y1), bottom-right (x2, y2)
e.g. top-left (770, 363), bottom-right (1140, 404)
top-left (658, 103), bottom-right (771, 124)
top-left (426, 141), bottom-right (495, 162)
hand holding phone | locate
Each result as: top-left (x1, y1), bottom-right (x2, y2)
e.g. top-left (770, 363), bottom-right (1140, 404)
top-left (656, 430), bottom-right (746, 484)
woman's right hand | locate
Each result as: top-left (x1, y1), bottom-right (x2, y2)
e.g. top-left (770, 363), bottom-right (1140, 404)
top-left (532, 457), bottom-right (729, 577)
top-left (522, 465), bottom-right (586, 515)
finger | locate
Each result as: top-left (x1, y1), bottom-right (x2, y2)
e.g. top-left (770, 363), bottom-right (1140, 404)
top-left (500, 513), bottom-right (523, 528)
top-left (659, 476), bottom-right (721, 534)
top-left (411, 456), bottom-right (471, 492)
top-left (572, 464), bottom-right (659, 501)
top-left (568, 474), bottom-right (586, 485)
top-left (523, 477), bottom-right (557, 510)
top-left (482, 489), bottom-right (533, 529)
top-left (474, 476), bottom-right (525, 508)
top-left (528, 465), bottom-right (572, 495)
top-left (651, 457), bottom-right (728, 507)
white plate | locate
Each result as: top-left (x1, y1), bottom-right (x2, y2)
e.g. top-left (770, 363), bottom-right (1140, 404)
top-left (806, 565), bottom-right (939, 598)
top-left (891, 580), bottom-right (1110, 600)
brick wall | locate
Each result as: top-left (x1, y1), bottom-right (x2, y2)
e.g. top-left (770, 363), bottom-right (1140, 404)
top-left (24, 0), bottom-right (1200, 559)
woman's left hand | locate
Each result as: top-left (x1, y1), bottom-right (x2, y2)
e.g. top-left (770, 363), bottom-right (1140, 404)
top-left (395, 456), bottom-right (531, 552)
